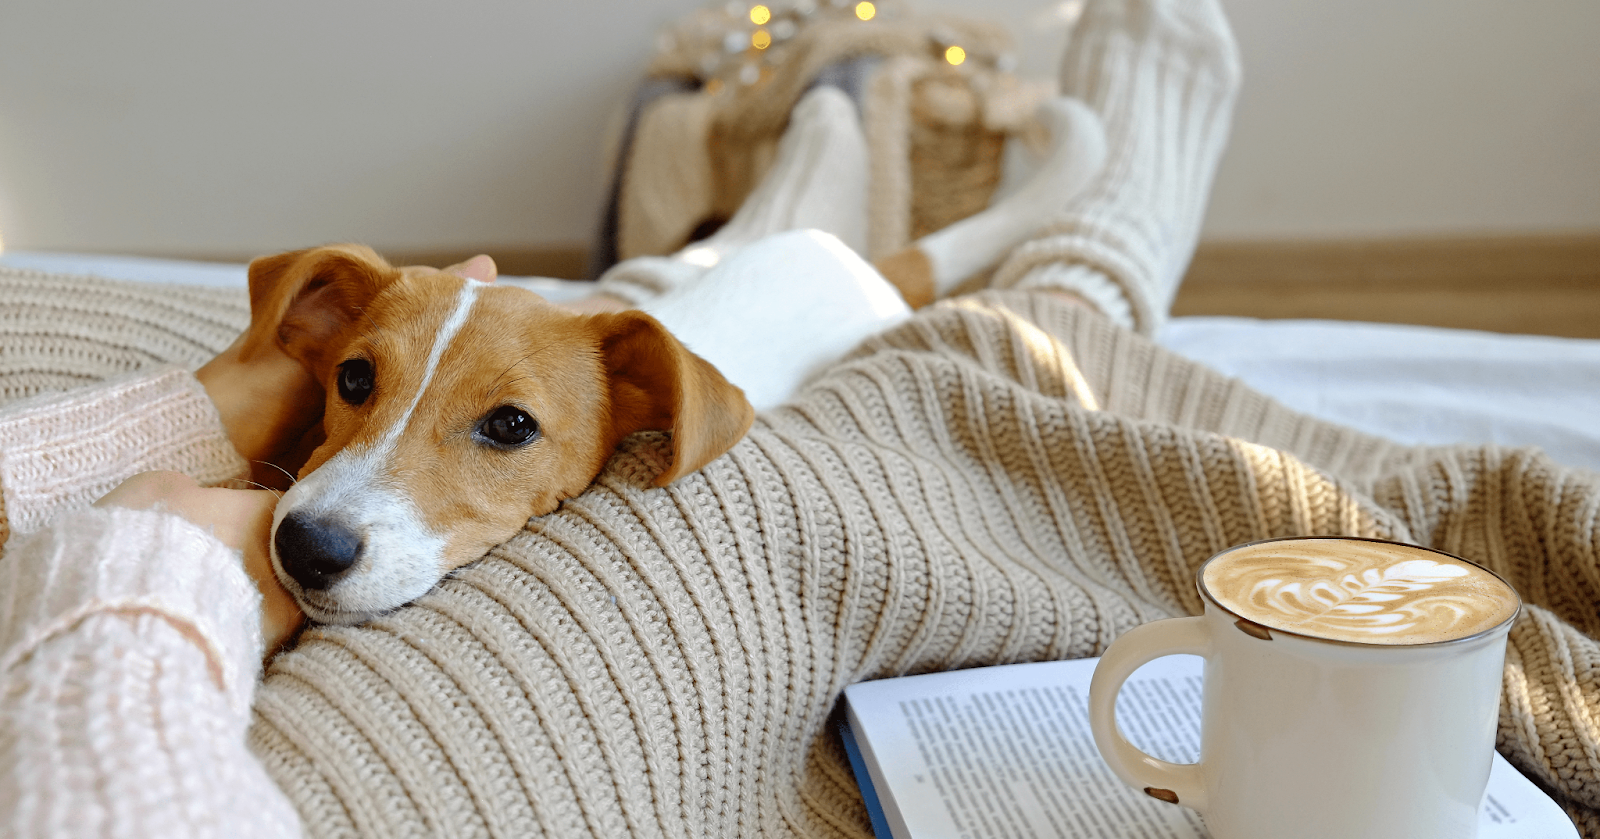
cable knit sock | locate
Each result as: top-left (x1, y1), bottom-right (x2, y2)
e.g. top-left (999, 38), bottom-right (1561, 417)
top-left (989, 0), bottom-right (1242, 334)
top-left (595, 84), bottom-right (870, 307)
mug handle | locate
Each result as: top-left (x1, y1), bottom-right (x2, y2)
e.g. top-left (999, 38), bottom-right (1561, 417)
top-left (1088, 616), bottom-right (1211, 811)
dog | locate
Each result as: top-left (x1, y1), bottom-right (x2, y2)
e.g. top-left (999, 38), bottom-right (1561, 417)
top-left (239, 243), bottom-right (754, 624)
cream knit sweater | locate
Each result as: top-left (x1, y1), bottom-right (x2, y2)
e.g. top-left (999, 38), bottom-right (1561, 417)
top-left (3, 266), bottom-right (1597, 837)
top-left (0, 271), bottom-right (298, 836)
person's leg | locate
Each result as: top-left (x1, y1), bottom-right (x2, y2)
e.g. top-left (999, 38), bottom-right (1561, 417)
top-left (584, 85), bottom-right (869, 315)
top-left (989, 0), bottom-right (1242, 335)
top-left (638, 228), bottom-right (909, 411)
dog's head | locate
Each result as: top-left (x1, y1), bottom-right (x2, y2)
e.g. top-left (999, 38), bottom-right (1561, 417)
top-left (248, 245), bottom-right (753, 624)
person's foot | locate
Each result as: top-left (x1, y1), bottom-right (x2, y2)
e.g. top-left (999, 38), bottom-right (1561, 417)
top-left (992, 0), bottom-right (1243, 334)
top-left (595, 85), bottom-right (870, 307)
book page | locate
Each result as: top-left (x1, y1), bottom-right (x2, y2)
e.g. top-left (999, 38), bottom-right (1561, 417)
top-left (846, 657), bottom-right (1207, 838)
top-left (843, 655), bottom-right (1577, 839)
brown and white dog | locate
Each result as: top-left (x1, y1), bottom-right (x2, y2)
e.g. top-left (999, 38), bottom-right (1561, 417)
top-left (240, 244), bottom-right (753, 624)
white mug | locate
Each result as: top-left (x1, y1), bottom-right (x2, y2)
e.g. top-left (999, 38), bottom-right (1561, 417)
top-left (1088, 537), bottom-right (1521, 839)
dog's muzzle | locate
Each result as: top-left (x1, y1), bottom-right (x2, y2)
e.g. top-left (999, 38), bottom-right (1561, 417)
top-left (274, 512), bottom-right (364, 590)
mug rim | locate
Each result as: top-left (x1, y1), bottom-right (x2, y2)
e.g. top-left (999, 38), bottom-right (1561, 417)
top-left (1194, 536), bottom-right (1523, 649)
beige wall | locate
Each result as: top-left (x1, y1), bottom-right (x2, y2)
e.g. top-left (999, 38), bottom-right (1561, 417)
top-left (0, 0), bottom-right (1595, 258)
top-left (1208, 0), bottom-right (1600, 239)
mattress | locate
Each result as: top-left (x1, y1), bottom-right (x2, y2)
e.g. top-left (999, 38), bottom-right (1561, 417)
top-left (5, 250), bottom-right (1596, 471)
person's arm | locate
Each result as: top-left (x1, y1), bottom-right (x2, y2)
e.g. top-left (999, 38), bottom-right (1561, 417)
top-left (0, 368), bottom-right (249, 546)
top-left (0, 282), bottom-right (329, 546)
top-left (0, 473), bottom-right (300, 838)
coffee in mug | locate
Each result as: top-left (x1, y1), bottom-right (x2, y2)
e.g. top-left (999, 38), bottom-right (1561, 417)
top-left (1089, 536), bottom-right (1520, 839)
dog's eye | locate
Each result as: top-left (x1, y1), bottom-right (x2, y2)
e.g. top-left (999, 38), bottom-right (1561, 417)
top-left (479, 405), bottom-right (540, 447)
top-left (337, 359), bottom-right (375, 406)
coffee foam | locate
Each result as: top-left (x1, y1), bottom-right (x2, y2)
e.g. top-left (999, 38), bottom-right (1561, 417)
top-left (1201, 539), bottom-right (1518, 645)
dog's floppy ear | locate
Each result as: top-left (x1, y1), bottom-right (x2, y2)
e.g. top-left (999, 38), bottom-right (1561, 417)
top-left (241, 244), bottom-right (401, 380)
top-left (596, 311), bottom-right (755, 487)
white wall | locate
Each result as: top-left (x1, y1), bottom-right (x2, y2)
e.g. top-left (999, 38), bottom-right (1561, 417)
top-left (0, 0), bottom-right (681, 256)
top-left (0, 0), bottom-right (1595, 259)
top-left (1208, 0), bottom-right (1600, 238)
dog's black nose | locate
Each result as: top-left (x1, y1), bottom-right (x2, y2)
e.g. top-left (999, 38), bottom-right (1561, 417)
top-left (275, 513), bottom-right (363, 591)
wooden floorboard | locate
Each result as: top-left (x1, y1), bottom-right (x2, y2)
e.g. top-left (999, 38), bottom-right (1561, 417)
top-left (1174, 233), bottom-right (1600, 339)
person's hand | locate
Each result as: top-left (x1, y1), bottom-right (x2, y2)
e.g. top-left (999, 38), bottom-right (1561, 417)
top-left (96, 471), bottom-right (304, 655)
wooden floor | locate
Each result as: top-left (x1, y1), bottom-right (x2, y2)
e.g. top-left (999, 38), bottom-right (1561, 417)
top-left (1173, 233), bottom-right (1600, 339)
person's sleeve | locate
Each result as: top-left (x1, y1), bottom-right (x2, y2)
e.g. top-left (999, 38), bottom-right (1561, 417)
top-left (0, 367), bottom-right (248, 545)
top-left (0, 504), bottom-right (301, 838)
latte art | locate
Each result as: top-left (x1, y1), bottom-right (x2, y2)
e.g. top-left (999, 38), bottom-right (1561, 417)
top-left (1202, 539), bottom-right (1519, 645)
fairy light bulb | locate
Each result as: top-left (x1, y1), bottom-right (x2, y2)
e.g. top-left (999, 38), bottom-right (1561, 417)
top-left (855, 1), bottom-right (875, 21)
top-left (752, 28), bottom-right (772, 49)
top-left (750, 4), bottom-right (771, 25)
top-left (945, 45), bottom-right (966, 65)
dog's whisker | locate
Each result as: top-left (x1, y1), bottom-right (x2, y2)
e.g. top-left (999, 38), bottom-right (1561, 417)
top-left (255, 459), bottom-right (299, 488)
top-left (488, 353), bottom-right (534, 401)
top-left (487, 376), bottom-right (540, 407)
top-left (487, 346), bottom-right (552, 402)
top-left (354, 305), bottom-right (390, 346)
top-left (236, 476), bottom-right (285, 500)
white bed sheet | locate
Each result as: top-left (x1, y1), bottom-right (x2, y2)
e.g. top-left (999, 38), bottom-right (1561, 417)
top-left (1159, 318), bottom-right (1600, 472)
top-left (5, 251), bottom-right (1596, 471)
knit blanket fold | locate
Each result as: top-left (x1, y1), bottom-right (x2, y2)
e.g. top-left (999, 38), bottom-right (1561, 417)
top-left (245, 291), bottom-right (1600, 837)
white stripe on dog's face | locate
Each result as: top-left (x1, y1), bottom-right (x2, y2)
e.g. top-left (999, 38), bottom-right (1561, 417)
top-left (271, 279), bottom-right (482, 624)
top-left (380, 279), bottom-right (483, 452)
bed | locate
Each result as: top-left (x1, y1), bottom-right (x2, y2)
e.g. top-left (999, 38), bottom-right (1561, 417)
top-left (5, 248), bottom-right (1600, 837)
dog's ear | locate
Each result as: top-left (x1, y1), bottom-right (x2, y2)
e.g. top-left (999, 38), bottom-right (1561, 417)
top-left (241, 244), bottom-right (402, 380)
top-left (596, 311), bottom-right (755, 487)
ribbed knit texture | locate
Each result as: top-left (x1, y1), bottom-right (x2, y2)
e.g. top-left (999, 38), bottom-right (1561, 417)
top-left (991, 0), bottom-right (1244, 335)
top-left (0, 267), bottom-right (249, 401)
top-left (2, 268), bottom-right (1596, 833)
top-left (0, 269), bottom-right (251, 545)
top-left (0, 506), bottom-right (300, 838)
top-left (0, 368), bottom-right (248, 545)
top-left (236, 290), bottom-right (1600, 838)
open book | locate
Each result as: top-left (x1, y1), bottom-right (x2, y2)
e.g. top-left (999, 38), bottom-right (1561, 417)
top-left (841, 655), bottom-right (1576, 839)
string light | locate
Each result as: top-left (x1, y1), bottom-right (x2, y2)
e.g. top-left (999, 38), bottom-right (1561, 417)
top-left (674, 0), bottom-right (913, 86)
top-left (944, 45), bottom-right (966, 65)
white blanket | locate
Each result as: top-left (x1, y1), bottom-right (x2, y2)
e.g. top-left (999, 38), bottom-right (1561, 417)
top-left (1159, 317), bottom-right (1600, 471)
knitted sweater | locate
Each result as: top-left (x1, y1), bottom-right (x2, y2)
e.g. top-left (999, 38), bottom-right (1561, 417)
top-left (3, 267), bottom-right (1599, 836)
top-left (0, 270), bottom-right (299, 837)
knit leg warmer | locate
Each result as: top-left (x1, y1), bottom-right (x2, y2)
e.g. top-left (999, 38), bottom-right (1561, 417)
top-left (989, 0), bottom-right (1243, 334)
top-left (595, 85), bottom-right (869, 308)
